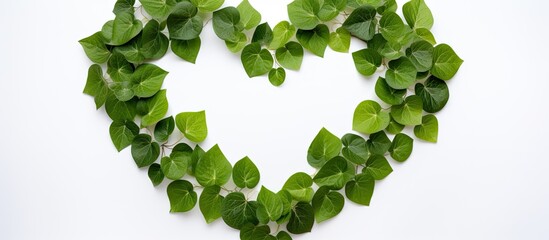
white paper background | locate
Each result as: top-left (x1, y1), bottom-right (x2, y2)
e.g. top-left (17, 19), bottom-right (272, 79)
top-left (1, 0), bottom-right (548, 239)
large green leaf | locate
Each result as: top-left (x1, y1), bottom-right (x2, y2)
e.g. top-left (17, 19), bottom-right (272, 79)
top-left (113, 33), bottom-right (145, 64)
top-left (287, 0), bottom-right (321, 30)
top-left (352, 100), bottom-right (390, 134)
top-left (199, 185), bottom-right (224, 223)
top-left (414, 114), bottom-right (438, 143)
top-left (313, 156), bottom-right (354, 189)
top-left (366, 131), bottom-right (392, 155)
top-left (195, 145), bottom-right (232, 187)
top-left (212, 7), bottom-right (242, 42)
top-left (79, 32), bottom-right (110, 63)
top-left (111, 12), bottom-right (143, 46)
top-left (237, 0), bottom-right (261, 30)
top-left (105, 94), bottom-right (137, 121)
top-left (431, 44), bottom-right (463, 80)
top-left (379, 11), bottom-right (410, 43)
top-left (221, 192), bottom-right (259, 229)
top-left (109, 120), bottom-right (139, 152)
top-left (390, 95), bottom-right (423, 126)
top-left (131, 63), bottom-right (168, 98)
top-left (328, 27), bottom-right (350, 53)
top-left (275, 41), bottom-right (304, 70)
top-left (233, 156), bottom-right (260, 188)
top-left (171, 37), bottom-right (201, 63)
top-left (282, 172), bottom-right (314, 202)
top-left (175, 110), bottom-right (208, 142)
top-left (363, 155), bottom-right (393, 179)
top-left (131, 134), bottom-right (160, 168)
top-left (312, 186), bottom-right (344, 223)
top-left (342, 5), bottom-right (377, 41)
top-left (402, 0), bottom-right (434, 29)
top-left (341, 133), bottom-right (370, 165)
top-left (375, 77), bottom-right (406, 105)
top-left (251, 22), bottom-right (273, 46)
top-left (287, 202), bottom-right (314, 234)
top-left (140, 90), bottom-right (169, 127)
top-left (140, 20), bottom-right (169, 59)
top-left (167, 180), bottom-right (197, 212)
top-left (269, 21), bottom-right (296, 50)
top-left (345, 172), bottom-right (375, 206)
top-left (167, 2), bottom-right (203, 40)
top-left (415, 76), bottom-right (449, 113)
top-left (107, 52), bottom-right (133, 83)
top-left (406, 40), bottom-right (434, 72)
top-left (307, 128), bottom-right (342, 168)
top-left (389, 133), bottom-right (413, 162)
top-left (296, 24), bottom-right (330, 57)
top-left (161, 149), bottom-right (190, 180)
top-left (241, 43), bottom-right (273, 77)
top-left (258, 186), bottom-right (284, 222)
top-left (385, 57), bottom-right (417, 89)
top-left (352, 48), bottom-right (382, 76)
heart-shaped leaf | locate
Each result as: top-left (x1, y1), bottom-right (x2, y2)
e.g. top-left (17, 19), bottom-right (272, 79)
top-left (167, 180), bottom-right (197, 212)
top-left (352, 100), bottom-right (390, 134)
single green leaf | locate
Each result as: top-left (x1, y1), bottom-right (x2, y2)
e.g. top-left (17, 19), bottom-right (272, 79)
top-left (221, 192), bottom-right (259, 229)
top-left (363, 155), bottom-right (393, 179)
top-left (345, 172), bottom-right (375, 206)
top-left (385, 57), bottom-right (417, 90)
top-left (379, 11), bottom-right (411, 43)
top-left (282, 172), bottom-right (314, 202)
top-left (352, 48), bottom-right (382, 76)
top-left (406, 40), bottom-right (434, 72)
top-left (79, 32), bottom-right (111, 63)
top-left (109, 120), bottom-right (139, 152)
top-left (352, 100), bottom-right (390, 134)
top-left (212, 7), bottom-right (242, 42)
top-left (268, 68), bottom-right (286, 86)
top-left (347, 0), bottom-right (383, 8)
top-left (258, 186), bottom-right (284, 221)
top-left (114, 32), bottom-right (145, 64)
top-left (240, 225), bottom-right (276, 240)
top-left (386, 116), bottom-right (405, 134)
top-left (415, 76), bottom-right (449, 113)
top-left (195, 144), bottom-right (232, 187)
top-left (233, 157), bottom-right (260, 188)
top-left (402, 0), bottom-right (434, 29)
top-left (175, 110), bottom-right (208, 142)
top-left (161, 150), bottom-right (189, 180)
top-left (415, 28), bottom-right (436, 45)
top-left (140, 90), bottom-right (169, 127)
top-left (276, 231), bottom-right (293, 240)
top-left (414, 114), bottom-right (438, 143)
top-left (269, 21), bottom-right (296, 50)
top-left (287, 0), bottom-right (321, 30)
top-left (148, 163), bottom-right (164, 186)
top-left (167, 180), bottom-right (197, 212)
top-left (199, 185), bottom-right (224, 223)
top-left (366, 131), bottom-right (392, 155)
top-left (317, 0), bottom-right (346, 21)
top-left (390, 95), bottom-right (423, 126)
top-left (101, 20), bottom-right (115, 42)
top-left (113, 0), bottom-right (135, 15)
top-left (131, 134), bottom-right (160, 168)
top-left (105, 94), bottom-right (137, 121)
top-left (328, 27), bottom-right (351, 53)
top-left (111, 12), bottom-right (143, 46)
top-left (296, 24), bottom-right (330, 57)
top-left (312, 186), bottom-right (344, 223)
top-left (140, 0), bottom-right (177, 19)
top-left (277, 190), bottom-right (293, 218)
top-left (83, 64), bottom-right (109, 109)
top-left (171, 37), bottom-right (201, 63)
top-left (307, 127), bottom-right (342, 168)
top-left (140, 20), bottom-right (169, 59)
top-left (275, 41), bottom-right (304, 70)
top-left (313, 156), bottom-right (354, 189)
top-left (107, 52), bottom-right (134, 83)
top-left (154, 116), bottom-right (175, 142)
top-left (342, 5), bottom-right (377, 41)
top-left (389, 133), bottom-right (413, 162)
top-left (167, 2), bottom-right (203, 40)
top-left (131, 63), bottom-right (168, 98)
top-left (431, 43), bottom-right (463, 80)
top-left (341, 133), bottom-right (370, 164)
top-left (237, 0), bottom-right (261, 30)
top-left (252, 22), bottom-right (273, 46)
top-left (377, 0), bottom-right (397, 14)
top-left (287, 202), bottom-right (314, 234)
top-left (191, 0), bottom-right (224, 12)
top-left (188, 145), bottom-right (205, 175)
top-left (241, 43), bottom-right (273, 77)
top-left (375, 77), bottom-right (406, 105)
top-left (225, 32), bottom-right (248, 53)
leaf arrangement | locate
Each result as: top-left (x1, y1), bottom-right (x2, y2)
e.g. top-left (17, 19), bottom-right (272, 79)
top-left (80, 0), bottom-right (463, 239)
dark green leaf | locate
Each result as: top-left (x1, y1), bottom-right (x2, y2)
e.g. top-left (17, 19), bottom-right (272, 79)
top-left (111, 12), bottom-right (143, 46)
top-left (385, 57), bottom-right (417, 90)
top-left (389, 133), bottom-right (414, 162)
top-left (287, 202), bottom-right (314, 234)
top-left (240, 225), bottom-right (276, 240)
top-left (415, 76), bottom-right (449, 113)
top-left (252, 22), bottom-right (273, 46)
top-left (148, 163), bottom-right (164, 186)
top-left (313, 156), bottom-right (354, 189)
top-left (141, 20), bottom-right (169, 59)
top-left (342, 5), bottom-right (377, 41)
top-left (154, 116), bottom-right (175, 142)
top-left (342, 133), bottom-right (370, 165)
top-left (131, 134), bottom-right (160, 168)
top-left (109, 120), bottom-right (139, 151)
top-left (83, 64), bottom-right (109, 109)
top-left (307, 128), bottom-right (342, 168)
top-left (221, 192), bottom-right (259, 229)
top-left (167, 180), bottom-right (197, 212)
top-left (167, 2), bottom-right (203, 40)
top-left (386, 116), bottom-right (404, 134)
top-left (113, 0), bottom-right (135, 15)
top-left (105, 94), bottom-right (137, 121)
top-left (212, 7), bottom-right (242, 42)
top-left (345, 172), bottom-right (375, 206)
top-left (312, 186), bottom-right (344, 223)
top-left (366, 131), bottom-right (392, 155)
top-left (363, 155), bottom-right (393, 179)
top-left (131, 64), bottom-right (168, 98)
top-left (296, 24), bottom-right (330, 57)
top-left (79, 32), bottom-right (110, 63)
top-left (140, 90), bottom-right (169, 127)
top-left (233, 156), bottom-right (261, 188)
top-left (379, 12), bottom-right (411, 43)
top-left (375, 77), bottom-right (406, 105)
top-left (171, 37), bottom-right (201, 63)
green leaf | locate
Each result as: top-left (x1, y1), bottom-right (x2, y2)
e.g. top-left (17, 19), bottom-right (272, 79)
top-left (191, 0), bottom-right (224, 12)
top-left (352, 48), bottom-right (382, 76)
top-left (415, 76), bottom-right (449, 113)
top-left (141, 20), bottom-right (169, 59)
top-left (212, 7), bottom-right (242, 42)
top-left (167, 180), bottom-right (197, 212)
top-left (140, 0), bottom-right (177, 19)
top-left (375, 77), bottom-right (406, 105)
top-left (148, 163), bottom-right (164, 186)
top-left (379, 12), bottom-right (411, 43)
top-left (287, 0), bottom-right (320, 30)
top-left (171, 37), bottom-right (201, 63)
top-left (277, 190), bottom-right (293, 218)
top-left (101, 20), bottom-right (115, 42)
top-left (79, 32), bottom-right (110, 63)
top-left (366, 131), bottom-right (392, 155)
top-left (377, 0), bottom-right (397, 14)
top-left (347, 0), bottom-right (383, 8)
top-left (237, 0), bottom-right (261, 30)
top-left (131, 134), bottom-right (160, 168)
top-left (296, 24), bottom-right (330, 57)
top-left (406, 40), bottom-right (434, 72)
top-left (385, 57), bottom-right (417, 89)
top-left (107, 52), bottom-right (134, 83)
top-left (313, 156), bottom-right (354, 189)
top-left (109, 120), bottom-right (139, 151)
top-left (131, 63), bottom-right (168, 98)
top-left (363, 155), bottom-right (393, 179)
top-left (113, 0), bottom-right (135, 15)
top-left (390, 95), bottom-right (423, 126)
top-left (111, 12), bottom-right (143, 46)
top-left (221, 192), bottom-right (259, 229)
top-left (328, 27), bottom-right (350, 53)
top-left (317, 0), bottom-right (346, 21)
top-left (307, 127), bottom-right (342, 168)
top-left (241, 43), bottom-right (273, 77)
top-left (389, 133), bottom-right (414, 162)
top-left (225, 32), bottom-right (248, 53)
top-left (402, 0), bottom-right (434, 29)
top-left (268, 68), bottom-right (286, 86)
top-left (345, 172), bottom-right (375, 206)
top-left (415, 28), bottom-right (436, 45)
top-left (275, 41), bottom-right (304, 70)
top-left (276, 231), bottom-right (293, 240)
top-left (240, 225), bottom-right (276, 240)
top-left (199, 185), bottom-right (224, 223)
top-left (282, 172), bottom-right (314, 202)
top-left (287, 202), bottom-right (314, 234)
top-left (342, 5), bottom-right (377, 41)
top-left (431, 44), bottom-right (463, 80)
top-left (269, 21), bottom-right (296, 50)
top-left (154, 116), bottom-right (175, 142)
top-left (105, 94), bottom-right (137, 121)
top-left (195, 145), bottom-right (232, 187)
top-left (83, 64), bottom-right (109, 109)
top-left (258, 186), bottom-right (284, 221)
top-left (167, 2), bottom-right (203, 40)
top-left (386, 116), bottom-right (405, 134)
top-left (342, 133), bottom-right (370, 164)
top-left (161, 150), bottom-right (190, 180)
top-left (252, 22), bottom-right (273, 46)
top-left (414, 114), bottom-right (438, 143)
top-left (352, 100), bottom-right (390, 134)
top-left (233, 157), bottom-right (260, 188)
top-left (140, 90), bottom-right (169, 127)
top-left (175, 110), bottom-right (208, 142)
top-left (312, 186), bottom-right (344, 223)
top-left (188, 145), bottom-right (205, 175)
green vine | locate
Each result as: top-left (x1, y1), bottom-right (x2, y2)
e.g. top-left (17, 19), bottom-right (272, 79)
top-left (80, 0), bottom-right (463, 239)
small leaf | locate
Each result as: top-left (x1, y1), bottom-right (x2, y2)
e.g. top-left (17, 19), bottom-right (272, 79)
top-left (199, 185), bottom-right (224, 223)
top-left (252, 22), bottom-right (273, 46)
top-left (390, 95), bottom-right (423, 126)
top-left (191, 0), bottom-right (224, 12)
top-left (258, 186), bottom-right (284, 221)
top-left (328, 27), bottom-right (351, 53)
top-left (385, 57), bottom-right (417, 90)
top-left (287, 0), bottom-right (321, 30)
top-left (221, 192), bottom-right (259, 229)
top-left (352, 48), bottom-right (382, 76)
top-left (402, 0), bottom-right (434, 29)
top-left (375, 77), bottom-right (406, 105)
top-left (282, 172), bottom-right (314, 202)
top-left (366, 131), bottom-right (392, 155)
top-left (341, 133), bottom-right (370, 165)
top-left (111, 12), bottom-right (143, 46)
top-left (109, 120), bottom-right (139, 152)
top-left (269, 21), bottom-right (296, 50)
top-left (389, 133), bottom-right (414, 162)
top-left (414, 114), bottom-right (438, 143)
top-left (287, 202), bottom-right (314, 234)
top-left (140, 90), bottom-right (169, 127)
top-left (431, 44), bottom-right (464, 80)
top-left (154, 116), bottom-right (175, 143)
top-left (312, 186), bottom-right (344, 223)
top-left (241, 43), bottom-right (273, 77)
top-left (212, 7), bottom-right (242, 42)
top-left (313, 156), bottom-right (354, 190)
top-left (307, 128), bottom-right (342, 168)
top-left (233, 156), bottom-right (261, 189)
top-left (415, 76), bottom-right (449, 113)
top-left (167, 180), bottom-right (197, 212)
top-left (131, 134), bottom-right (160, 168)
top-left (175, 110), bottom-right (208, 142)
top-left (171, 37), bottom-right (201, 63)
top-left (345, 172), bottom-right (375, 206)
top-left (195, 145), bottom-right (232, 187)
top-left (342, 5), bottom-right (377, 41)
top-left (237, 0), bottom-right (261, 30)
top-left (275, 41), bottom-right (304, 71)
top-left (352, 100), bottom-right (390, 134)
top-left (363, 155), bottom-right (393, 179)
top-left (148, 163), bottom-right (164, 186)
top-left (79, 32), bottom-right (110, 63)
top-left (268, 68), bottom-right (286, 86)
top-left (296, 24), bottom-right (330, 57)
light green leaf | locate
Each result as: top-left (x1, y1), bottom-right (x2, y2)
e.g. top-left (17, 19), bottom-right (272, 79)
top-left (312, 186), bottom-right (344, 223)
top-left (175, 110), bottom-right (208, 142)
top-left (140, 0), bottom-right (177, 19)
top-left (171, 37), bottom-right (201, 63)
top-left (402, 0), bottom-right (434, 29)
top-left (105, 93), bottom-right (137, 121)
top-left (111, 12), bottom-right (143, 46)
top-left (101, 20), bottom-right (114, 42)
top-left (167, 2), bottom-right (203, 40)
top-left (237, 0), bottom-right (261, 30)
top-left (282, 172), bottom-right (314, 202)
top-left (161, 150), bottom-right (190, 180)
top-left (225, 32), bottom-right (248, 53)
top-left (414, 114), bottom-right (438, 143)
top-left (406, 40), bottom-right (434, 72)
top-left (109, 120), bottom-right (139, 152)
top-left (415, 76), bottom-right (449, 113)
top-left (328, 27), bottom-right (351, 53)
top-left (221, 192), bottom-right (259, 229)
top-left (296, 24), bottom-right (329, 57)
top-left (167, 180), bottom-right (197, 212)
top-left (313, 156), bottom-right (354, 189)
top-left (199, 185), bottom-right (224, 223)
top-left (352, 100), bottom-right (390, 134)
top-left (390, 95), bottom-right (423, 126)
top-left (379, 11), bottom-right (411, 43)
top-left (212, 7), bottom-right (242, 42)
top-left (363, 155), bottom-right (393, 179)
top-left (375, 77), bottom-right (406, 105)
top-left (287, 202), bottom-right (314, 234)
top-left (317, 0), bottom-right (346, 21)
top-left (366, 131), bottom-right (392, 155)
top-left (352, 48), bottom-right (382, 76)
top-left (345, 172), bottom-right (375, 206)
top-left (131, 63), bottom-right (168, 98)
top-left (258, 186), bottom-right (284, 221)
top-left (269, 21), bottom-right (296, 50)
top-left (341, 133), bottom-right (370, 165)
top-left (252, 22), bottom-right (273, 46)
top-left (195, 145), bottom-right (232, 187)
top-left (342, 5), bottom-right (377, 41)
top-left (385, 57), bottom-right (417, 89)
top-left (154, 116), bottom-right (175, 143)
top-left (140, 90), bottom-right (169, 127)
top-left (131, 134), bottom-right (160, 168)
top-left (431, 44), bottom-right (463, 80)
top-left (79, 32), bottom-right (110, 63)
top-left (287, 0), bottom-right (321, 30)
top-left (389, 133), bottom-right (414, 162)
top-left (241, 43), bottom-right (273, 77)
top-left (386, 116), bottom-right (405, 134)
top-left (307, 127), bottom-right (342, 168)
top-left (347, 0), bottom-right (383, 8)
top-left (415, 28), bottom-right (436, 45)
top-left (148, 163), bottom-right (164, 186)
top-left (275, 41), bottom-right (304, 70)
top-left (233, 156), bottom-right (260, 188)
top-left (113, 0), bottom-right (135, 15)
top-left (191, 0), bottom-right (224, 12)
top-left (269, 68), bottom-right (286, 86)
